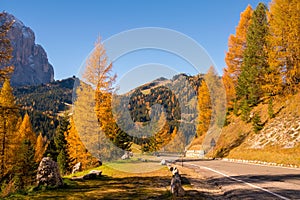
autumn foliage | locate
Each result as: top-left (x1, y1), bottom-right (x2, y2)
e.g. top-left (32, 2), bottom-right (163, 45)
top-left (223, 5), bottom-right (253, 107)
top-left (0, 79), bottom-right (47, 194)
top-left (0, 0), bottom-right (299, 196)
top-left (222, 0), bottom-right (299, 117)
top-left (196, 80), bottom-right (211, 137)
top-left (266, 0), bottom-right (300, 95)
top-left (66, 117), bottom-right (98, 170)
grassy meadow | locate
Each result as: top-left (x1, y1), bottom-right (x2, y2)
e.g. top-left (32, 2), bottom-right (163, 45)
top-left (5, 158), bottom-right (207, 200)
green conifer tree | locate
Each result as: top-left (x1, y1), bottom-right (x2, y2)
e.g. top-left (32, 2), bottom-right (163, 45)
top-left (54, 114), bottom-right (70, 175)
top-left (237, 3), bottom-right (269, 106)
top-left (241, 99), bottom-right (251, 122)
top-left (268, 98), bottom-right (275, 118)
top-left (13, 139), bottom-right (37, 190)
top-left (252, 113), bottom-right (263, 133)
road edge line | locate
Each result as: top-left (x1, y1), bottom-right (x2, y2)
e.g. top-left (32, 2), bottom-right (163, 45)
top-left (185, 163), bottom-right (291, 200)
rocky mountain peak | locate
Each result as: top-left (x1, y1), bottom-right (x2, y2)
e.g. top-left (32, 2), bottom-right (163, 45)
top-left (0, 12), bottom-right (54, 86)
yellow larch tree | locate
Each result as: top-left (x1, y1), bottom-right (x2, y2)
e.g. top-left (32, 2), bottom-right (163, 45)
top-left (164, 127), bottom-right (185, 153)
top-left (18, 113), bottom-right (36, 146)
top-left (66, 117), bottom-right (98, 170)
top-left (81, 36), bottom-right (116, 139)
top-left (73, 80), bottom-right (121, 162)
top-left (35, 132), bottom-right (47, 163)
top-left (206, 66), bottom-right (226, 128)
top-left (73, 82), bottom-right (99, 157)
top-left (153, 111), bottom-right (171, 151)
top-left (266, 0), bottom-right (300, 95)
top-left (74, 36), bottom-right (128, 162)
top-left (80, 36), bottom-right (131, 154)
top-left (196, 80), bottom-right (212, 138)
top-left (0, 78), bottom-right (19, 179)
top-left (223, 5), bottom-right (253, 107)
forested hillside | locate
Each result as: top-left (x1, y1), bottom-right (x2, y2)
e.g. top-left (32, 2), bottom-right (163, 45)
top-left (190, 0), bottom-right (300, 166)
top-left (14, 77), bottom-right (76, 137)
top-left (119, 73), bottom-right (203, 145)
top-left (11, 73), bottom-right (203, 152)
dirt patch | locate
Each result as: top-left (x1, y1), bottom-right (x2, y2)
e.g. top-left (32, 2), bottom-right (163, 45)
top-left (172, 164), bottom-right (224, 199)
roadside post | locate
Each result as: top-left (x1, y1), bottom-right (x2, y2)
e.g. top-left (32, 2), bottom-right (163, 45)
top-left (210, 138), bottom-right (216, 159)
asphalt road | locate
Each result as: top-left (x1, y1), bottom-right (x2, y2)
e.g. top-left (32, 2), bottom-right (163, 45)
top-left (183, 160), bottom-right (300, 200)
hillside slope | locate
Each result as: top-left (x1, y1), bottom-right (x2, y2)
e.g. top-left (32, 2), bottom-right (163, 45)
top-left (209, 93), bottom-right (300, 166)
top-left (13, 73), bottom-right (202, 144)
top-left (116, 73), bottom-right (203, 145)
top-left (14, 77), bottom-right (75, 137)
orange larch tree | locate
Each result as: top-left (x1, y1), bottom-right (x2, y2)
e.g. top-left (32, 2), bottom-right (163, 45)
top-left (266, 0), bottom-right (300, 95)
top-left (0, 78), bottom-right (19, 179)
top-left (223, 5), bottom-right (253, 107)
top-left (18, 113), bottom-right (36, 146)
top-left (66, 117), bottom-right (98, 170)
top-left (35, 132), bottom-right (47, 163)
top-left (196, 80), bottom-right (212, 137)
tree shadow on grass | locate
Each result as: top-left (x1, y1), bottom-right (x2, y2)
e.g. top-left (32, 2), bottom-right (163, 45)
top-left (24, 175), bottom-right (209, 200)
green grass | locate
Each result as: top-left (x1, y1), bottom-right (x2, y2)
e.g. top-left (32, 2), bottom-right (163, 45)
top-left (5, 160), bottom-right (207, 199)
top-left (104, 156), bottom-right (163, 173)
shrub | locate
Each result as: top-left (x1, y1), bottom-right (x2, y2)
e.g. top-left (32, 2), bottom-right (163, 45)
top-left (252, 113), bottom-right (263, 133)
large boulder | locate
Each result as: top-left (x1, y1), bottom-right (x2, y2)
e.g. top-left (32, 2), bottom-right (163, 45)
top-left (36, 157), bottom-right (63, 187)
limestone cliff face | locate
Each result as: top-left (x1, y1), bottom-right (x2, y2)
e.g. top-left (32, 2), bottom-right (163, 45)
top-left (0, 12), bottom-right (54, 86)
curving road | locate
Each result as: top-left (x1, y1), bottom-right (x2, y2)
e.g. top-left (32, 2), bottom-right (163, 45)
top-left (183, 160), bottom-right (300, 200)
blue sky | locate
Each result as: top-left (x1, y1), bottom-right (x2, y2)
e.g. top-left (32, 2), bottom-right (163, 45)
top-left (2, 0), bottom-right (270, 92)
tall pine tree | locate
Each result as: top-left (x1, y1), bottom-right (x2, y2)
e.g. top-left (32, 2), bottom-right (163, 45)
top-left (223, 5), bottom-right (253, 107)
top-left (13, 139), bottom-right (37, 190)
top-left (237, 3), bottom-right (269, 106)
top-left (54, 114), bottom-right (70, 175)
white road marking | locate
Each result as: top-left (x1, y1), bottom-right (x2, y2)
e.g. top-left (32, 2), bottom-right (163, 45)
top-left (185, 163), bottom-right (291, 200)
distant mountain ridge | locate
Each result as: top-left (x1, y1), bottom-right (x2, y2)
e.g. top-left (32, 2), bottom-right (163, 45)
top-left (0, 12), bottom-right (54, 86)
top-left (116, 73), bottom-right (203, 145)
top-left (13, 74), bottom-right (203, 145)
